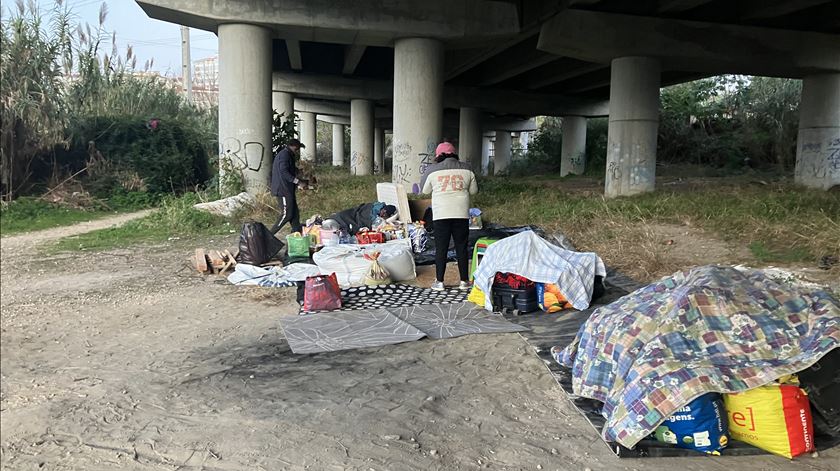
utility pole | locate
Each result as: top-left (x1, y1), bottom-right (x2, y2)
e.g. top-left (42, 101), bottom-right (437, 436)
top-left (181, 25), bottom-right (192, 101)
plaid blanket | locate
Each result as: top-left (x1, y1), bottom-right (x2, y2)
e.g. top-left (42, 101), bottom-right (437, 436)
top-left (473, 231), bottom-right (606, 311)
top-left (555, 265), bottom-right (840, 449)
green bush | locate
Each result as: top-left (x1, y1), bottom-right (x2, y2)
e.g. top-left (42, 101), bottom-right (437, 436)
top-left (69, 115), bottom-right (211, 195)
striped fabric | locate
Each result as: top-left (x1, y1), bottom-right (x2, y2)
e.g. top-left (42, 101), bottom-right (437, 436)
top-left (473, 231), bottom-right (606, 311)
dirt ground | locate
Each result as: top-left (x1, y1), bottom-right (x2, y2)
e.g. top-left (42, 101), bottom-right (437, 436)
top-left (1, 215), bottom-right (839, 470)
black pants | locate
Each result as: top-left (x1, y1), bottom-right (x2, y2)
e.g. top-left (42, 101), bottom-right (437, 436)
top-left (270, 193), bottom-right (302, 234)
top-left (434, 218), bottom-right (470, 282)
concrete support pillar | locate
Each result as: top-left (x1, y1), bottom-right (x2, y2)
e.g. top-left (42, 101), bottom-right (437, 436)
top-left (272, 91), bottom-right (295, 122)
top-left (494, 131), bottom-right (512, 175)
top-left (604, 57), bottom-right (661, 198)
top-left (392, 38), bottom-right (444, 192)
top-left (299, 111), bottom-right (317, 162)
top-left (481, 134), bottom-right (492, 176)
top-left (561, 116), bottom-right (587, 176)
top-left (374, 127), bottom-right (384, 174)
top-left (332, 123), bottom-right (345, 167)
top-left (795, 73), bottom-right (840, 190)
top-left (459, 107), bottom-right (482, 172)
top-left (218, 24), bottom-right (272, 193)
top-left (351, 99), bottom-right (374, 175)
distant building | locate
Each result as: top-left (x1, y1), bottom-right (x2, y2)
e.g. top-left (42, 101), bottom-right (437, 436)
top-left (192, 56), bottom-right (219, 107)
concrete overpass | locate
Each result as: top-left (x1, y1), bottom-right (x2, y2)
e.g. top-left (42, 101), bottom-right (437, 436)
top-left (137, 0), bottom-right (840, 195)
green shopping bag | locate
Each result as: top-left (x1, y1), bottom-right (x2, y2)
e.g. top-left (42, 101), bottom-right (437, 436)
top-left (286, 233), bottom-right (311, 258)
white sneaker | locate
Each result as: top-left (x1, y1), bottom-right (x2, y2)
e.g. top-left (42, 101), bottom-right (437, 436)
top-left (458, 281), bottom-right (472, 291)
top-left (431, 281), bottom-right (445, 291)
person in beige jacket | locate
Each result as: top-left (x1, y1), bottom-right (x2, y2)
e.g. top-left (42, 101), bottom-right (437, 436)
top-left (421, 142), bottom-right (479, 291)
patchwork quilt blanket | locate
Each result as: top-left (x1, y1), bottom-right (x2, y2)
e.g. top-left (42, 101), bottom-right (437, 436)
top-left (555, 265), bottom-right (840, 449)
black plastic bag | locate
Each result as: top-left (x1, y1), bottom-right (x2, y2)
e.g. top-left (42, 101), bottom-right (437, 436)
top-left (235, 222), bottom-right (284, 265)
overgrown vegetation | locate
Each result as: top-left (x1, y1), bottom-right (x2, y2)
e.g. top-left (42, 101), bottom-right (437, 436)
top-left (1, 0), bottom-right (217, 203)
top-left (515, 76), bottom-right (803, 177)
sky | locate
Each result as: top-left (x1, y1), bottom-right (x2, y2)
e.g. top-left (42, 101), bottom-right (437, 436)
top-left (29, 0), bottom-right (219, 75)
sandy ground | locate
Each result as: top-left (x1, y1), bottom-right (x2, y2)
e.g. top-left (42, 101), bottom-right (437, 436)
top-left (1, 215), bottom-right (839, 470)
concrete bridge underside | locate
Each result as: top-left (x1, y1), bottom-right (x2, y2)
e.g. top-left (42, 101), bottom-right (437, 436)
top-left (138, 0), bottom-right (840, 195)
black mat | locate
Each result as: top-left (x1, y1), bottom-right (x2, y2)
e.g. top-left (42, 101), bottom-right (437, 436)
top-left (503, 268), bottom-right (840, 458)
top-left (300, 284), bottom-right (468, 314)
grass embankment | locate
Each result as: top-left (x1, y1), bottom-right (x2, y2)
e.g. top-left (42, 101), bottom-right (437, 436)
top-left (475, 178), bottom-right (839, 278)
top-left (48, 168), bottom-right (389, 252)
top-left (46, 167), bottom-right (839, 279)
top-left (0, 198), bottom-right (115, 235)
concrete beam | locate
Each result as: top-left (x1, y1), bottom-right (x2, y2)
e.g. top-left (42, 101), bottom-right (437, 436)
top-left (275, 73), bottom-right (391, 102)
top-left (444, 85), bottom-right (609, 117)
top-left (317, 115), bottom-right (349, 126)
top-left (538, 9), bottom-right (840, 76)
top-left (274, 72), bottom-right (609, 117)
top-left (656, 0), bottom-right (714, 13)
top-left (480, 117), bottom-right (537, 132)
top-left (286, 39), bottom-right (302, 70)
top-left (342, 45), bottom-right (367, 75)
top-left (293, 98), bottom-right (391, 119)
top-left (522, 63), bottom-right (605, 90)
top-left (478, 54), bottom-right (558, 86)
top-left (136, 0), bottom-right (520, 46)
top-left (740, 0), bottom-right (833, 20)
top-left (445, 38), bottom-right (524, 80)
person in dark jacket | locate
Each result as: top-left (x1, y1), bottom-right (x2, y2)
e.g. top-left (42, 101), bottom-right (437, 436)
top-left (323, 202), bottom-right (397, 234)
top-left (270, 139), bottom-right (308, 234)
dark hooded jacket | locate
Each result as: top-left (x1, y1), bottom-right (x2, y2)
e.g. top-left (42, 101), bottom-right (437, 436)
top-left (270, 146), bottom-right (298, 196)
top-left (328, 202), bottom-right (387, 234)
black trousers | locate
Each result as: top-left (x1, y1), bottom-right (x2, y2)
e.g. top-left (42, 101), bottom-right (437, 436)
top-left (434, 218), bottom-right (470, 282)
top-left (270, 193), bottom-right (302, 234)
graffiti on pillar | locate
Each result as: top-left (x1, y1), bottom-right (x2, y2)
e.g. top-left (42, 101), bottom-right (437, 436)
top-left (630, 159), bottom-right (650, 187)
top-left (351, 151), bottom-right (359, 169)
top-left (244, 142), bottom-right (265, 172)
top-left (608, 161), bottom-right (622, 180)
top-left (393, 142), bottom-right (411, 163)
top-left (828, 137), bottom-right (840, 171)
top-left (222, 137), bottom-right (264, 172)
top-left (418, 152), bottom-right (434, 178)
top-left (394, 164), bottom-right (410, 185)
top-left (570, 153), bottom-right (584, 169)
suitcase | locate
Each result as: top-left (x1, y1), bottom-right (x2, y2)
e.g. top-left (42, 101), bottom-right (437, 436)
top-left (491, 273), bottom-right (539, 315)
top-left (796, 349), bottom-right (840, 436)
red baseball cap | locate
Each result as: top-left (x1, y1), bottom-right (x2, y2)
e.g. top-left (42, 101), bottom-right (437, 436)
top-left (435, 142), bottom-right (456, 157)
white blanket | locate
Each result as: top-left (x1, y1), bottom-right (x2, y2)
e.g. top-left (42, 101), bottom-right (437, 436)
top-left (227, 263), bottom-right (321, 287)
top-left (473, 231), bottom-right (606, 311)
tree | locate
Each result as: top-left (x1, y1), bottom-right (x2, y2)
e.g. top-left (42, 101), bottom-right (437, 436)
top-left (0, 0), bottom-right (73, 200)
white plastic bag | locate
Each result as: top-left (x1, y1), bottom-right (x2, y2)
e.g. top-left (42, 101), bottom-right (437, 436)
top-left (313, 239), bottom-right (416, 287)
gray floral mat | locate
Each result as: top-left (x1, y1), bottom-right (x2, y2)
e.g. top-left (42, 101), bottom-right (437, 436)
top-left (281, 302), bottom-right (527, 354)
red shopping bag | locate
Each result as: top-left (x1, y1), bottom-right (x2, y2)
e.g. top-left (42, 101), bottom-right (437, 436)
top-left (356, 230), bottom-right (385, 244)
top-left (303, 273), bottom-right (342, 312)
